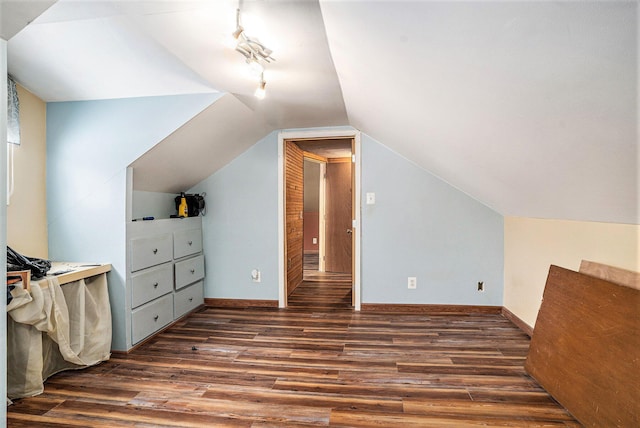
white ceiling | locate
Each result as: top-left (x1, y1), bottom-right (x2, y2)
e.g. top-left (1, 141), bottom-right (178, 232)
top-left (0, 0), bottom-right (56, 40)
top-left (321, 0), bottom-right (638, 225)
top-left (4, 0), bottom-right (638, 224)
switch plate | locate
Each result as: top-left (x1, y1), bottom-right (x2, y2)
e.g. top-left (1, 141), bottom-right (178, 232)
top-left (366, 192), bottom-right (376, 205)
top-left (312, 237), bottom-right (317, 244)
top-left (252, 269), bottom-right (261, 283)
top-left (408, 277), bottom-right (417, 289)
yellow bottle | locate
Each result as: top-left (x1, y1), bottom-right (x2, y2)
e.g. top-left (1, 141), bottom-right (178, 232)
top-left (178, 193), bottom-right (189, 218)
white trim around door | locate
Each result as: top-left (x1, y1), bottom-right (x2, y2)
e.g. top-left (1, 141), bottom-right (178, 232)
top-left (277, 129), bottom-right (362, 310)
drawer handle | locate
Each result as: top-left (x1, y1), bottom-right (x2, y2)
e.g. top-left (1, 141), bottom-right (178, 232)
top-left (190, 269), bottom-right (195, 274)
top-left (189, 297), bottom-right (193, 302)
top-left (153, 282), bottom-right (159, 288)
top-left (153, 248), bottom-right (158, 254)
top-left (154, 315), bottom-right (159, 322)
top-left (188, 240), bottom-right (193, 246)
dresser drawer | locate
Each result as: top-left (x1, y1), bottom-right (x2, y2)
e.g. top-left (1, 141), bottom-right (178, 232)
top-left (174, 254), bottom-right (205, 290)
top-left (174, 228), bottom-right (203, 259)
top-left (131, 294), bottom-right (173, 344)
top-left (131, 263), bottom-right (173, 309)
top-left (130, 234), bottom-right (172, 272)
top-left (174, 280), bottom-right (204, 318)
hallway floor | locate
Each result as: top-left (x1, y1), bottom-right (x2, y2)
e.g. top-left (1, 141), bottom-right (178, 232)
top-left (289, 252), bottom-right (353, 310)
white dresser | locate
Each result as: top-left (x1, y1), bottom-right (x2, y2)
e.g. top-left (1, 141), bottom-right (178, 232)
top-left (126, 217), bottom-right (204, 347)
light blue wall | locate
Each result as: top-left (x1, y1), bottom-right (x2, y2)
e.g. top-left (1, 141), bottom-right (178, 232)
top-left (190, 131), bottom-right (280, 300)
top-left (132, 190), bottom-right (177, 219)
top-left (361, 134), bottom-right (504, 305)
top-left (191, 129), bottom-right (503, 306)
top-left (47, 92), bottom-right (222, 350)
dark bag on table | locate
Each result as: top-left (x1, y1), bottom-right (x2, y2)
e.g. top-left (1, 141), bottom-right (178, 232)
top-left (7, 246), bottom-right (51, 279)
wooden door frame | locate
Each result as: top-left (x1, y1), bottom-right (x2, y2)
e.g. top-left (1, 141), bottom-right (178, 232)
top-left (278, 129), bottom-right (362, 310)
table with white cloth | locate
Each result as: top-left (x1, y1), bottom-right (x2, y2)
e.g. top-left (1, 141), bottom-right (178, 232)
top-left (7, 263), bottom-right (112, 400)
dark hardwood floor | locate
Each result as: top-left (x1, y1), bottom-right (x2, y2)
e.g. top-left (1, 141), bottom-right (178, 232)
top-left (295, 251), bottom-right (352, 311)
top-left (7, 279), bottom-right (579, 427)
top-left (291, 252), bottom-right (352, 311)
top-left (303, 251), bottom-right (320, 272)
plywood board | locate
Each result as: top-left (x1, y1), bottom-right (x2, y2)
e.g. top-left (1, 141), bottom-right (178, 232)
top-left (48, 262), bottom-right (112, 285)
top-left (579, 259), bottom-right (640, 290)
top-left (525, 265), bottom-right (640, 427)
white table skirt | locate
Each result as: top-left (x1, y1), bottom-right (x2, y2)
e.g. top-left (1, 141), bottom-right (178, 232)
top-left (7, 273), bottom-right (112, 400)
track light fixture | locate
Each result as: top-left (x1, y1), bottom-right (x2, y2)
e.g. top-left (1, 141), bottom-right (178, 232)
top-left (233, 3), bottom-right (273, 98)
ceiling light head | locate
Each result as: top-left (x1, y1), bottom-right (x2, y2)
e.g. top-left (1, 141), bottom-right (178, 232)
top-left (232, 6), bottom-right (274, 63)
top-left (232, 26), bottom-right (244, 40)
top-left (232, 7), bottom-right (244, 39)
top-left (254, 75), bottom-right (266, 100)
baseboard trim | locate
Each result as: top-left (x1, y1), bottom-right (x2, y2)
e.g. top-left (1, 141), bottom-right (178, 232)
top-left (360, 303), bottom-right (502, 314)
top-left (204, 298), bottom-right (279, 308)
top-left (501, 306), bottom-right (533, 337)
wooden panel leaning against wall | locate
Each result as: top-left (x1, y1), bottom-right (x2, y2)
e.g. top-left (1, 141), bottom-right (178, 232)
top-left (525, 265), bottom-right (639, 428)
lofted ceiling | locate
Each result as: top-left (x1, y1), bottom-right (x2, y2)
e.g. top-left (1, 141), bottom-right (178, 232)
top-left (6, 0), bottom-right (347, 129)
top-left (320, 0), bottom-right (638, 225)
top-left (3, 0), bottom-right (638, 225)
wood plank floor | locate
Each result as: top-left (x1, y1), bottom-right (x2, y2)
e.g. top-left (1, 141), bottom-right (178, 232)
top-left (297, 252), bottom-right (353, 310)
top-left (303, 251), bottom-right (320, 272)
top-left (7, 282), bottom-right (580, 427)
top-left (302, 252), bottom-right (352, 283)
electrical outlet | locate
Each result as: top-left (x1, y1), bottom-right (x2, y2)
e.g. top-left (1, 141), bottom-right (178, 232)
top-left (251, 269), bottom-right (261, 283)
top-left (366, 192), bottom-right (376, 205)
top-left (477, 281), bottom-right (484, 292)
top-left (408, 277), bottom-right (417, 289)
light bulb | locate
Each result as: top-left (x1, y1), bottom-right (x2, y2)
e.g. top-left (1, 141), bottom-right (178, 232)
top-left (254, 79), bottom-right (266, 99)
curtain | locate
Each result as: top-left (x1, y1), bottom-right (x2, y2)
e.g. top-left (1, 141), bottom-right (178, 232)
top-left (7, 75), bottom-right (20, 145)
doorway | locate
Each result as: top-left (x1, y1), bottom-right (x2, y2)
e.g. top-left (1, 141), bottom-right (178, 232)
top-left (278, 130), bottom-right (361, 310)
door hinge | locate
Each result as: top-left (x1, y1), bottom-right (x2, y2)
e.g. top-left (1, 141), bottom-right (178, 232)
top-left (351, 154), bottom-right (356, 163)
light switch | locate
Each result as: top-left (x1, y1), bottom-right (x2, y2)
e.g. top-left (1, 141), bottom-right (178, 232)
top-left (366, 192), bottom-right (376, 205)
